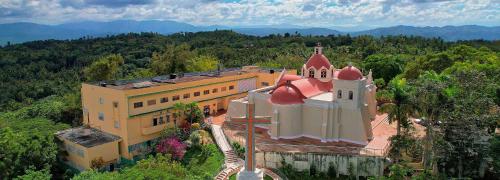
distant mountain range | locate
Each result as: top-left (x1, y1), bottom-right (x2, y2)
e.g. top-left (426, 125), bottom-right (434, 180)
top-left (1, 20), bottom-right (499, 45)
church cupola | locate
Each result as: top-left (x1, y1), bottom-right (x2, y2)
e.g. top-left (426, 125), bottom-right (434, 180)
top-left (302, 42), bottom-right (334, 82)
top-left (314, 42), bottom-right (323, 54)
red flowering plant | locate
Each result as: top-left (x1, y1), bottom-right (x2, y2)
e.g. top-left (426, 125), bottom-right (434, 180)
top-left (156, 136), bottom-right (187, 160)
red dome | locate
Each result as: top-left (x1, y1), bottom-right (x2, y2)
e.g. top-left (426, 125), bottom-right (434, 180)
top-left (305, 54), bottom-right (331, 69)
top-left (277, 74), bottom-right (302, 85)
top-left (337, 65), bottom-right (363, 80)
top-left (270, 85), bottom-right (304, 105)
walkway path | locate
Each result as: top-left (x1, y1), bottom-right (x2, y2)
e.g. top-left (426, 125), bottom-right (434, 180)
top-left (211, 124), bottom-right (244, 180)
top-left (210, 114), bottom-right (281, 180)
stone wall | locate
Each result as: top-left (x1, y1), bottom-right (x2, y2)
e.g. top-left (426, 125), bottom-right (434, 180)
top-left (255, 151), bottom-right (388, 177)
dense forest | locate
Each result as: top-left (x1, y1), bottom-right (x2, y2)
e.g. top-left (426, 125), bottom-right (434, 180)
top-left (0, 31), bottom-right (499, 179)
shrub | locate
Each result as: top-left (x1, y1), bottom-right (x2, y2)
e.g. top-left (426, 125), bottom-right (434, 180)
top-left (191, 123), bottom-right (200, 130)
top-left (327, 162), bottom-right (337, 178)
top-left (231, 142), bottom-right (245, 158)
top-left (189, 132), bottom-right (201, 149)
top-left (156, 137), bottom-right (187, 160)
top-left (309, 164), bottom-right (317, 177)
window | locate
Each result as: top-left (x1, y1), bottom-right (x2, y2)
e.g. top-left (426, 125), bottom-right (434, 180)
top-left (159, 117), bottom-right (165, 124)
top-left (153, 117), bottom-right (158, 126)
top-left (147, 100), bottom-right (156, 106)
top-left (134, 102), bottom-right (143, 108)
top-left (337, 90), bottom-right (342, 99)
top-left (229, 85), bottom-right (234, 90)
top-left (349, 91), bottom-right (354, 100)
top-left (309, 69), bottom-right (315, 78)
top-left (166, 115), bottom-right (170, 123)
top-left (160, 97), bottom-right (168, 103)
top-left (98, 112), bottom-right (104, 121)
top-left (113, 102), bottom-right (118, 108)
top-left (261, 82), bottom-right (269, 86)
top-left (99, 97), bottom-right (104, 104)
top-left (321, 69), bottom-right (327, 78)
top-left (203, 90), bottom-right (210, 95)
top-left (194, 92), bottom-right (200, 97)
top-left (212, 88), bottom-right (218, 93)
top-left (172, 95), bottom-right (180, 101)
top-left (183, 93), bottom-right (190, 99)
top-left (114, 121), bottom-right (120, 128)
top-left (221, 87), bottom-right (227, 92)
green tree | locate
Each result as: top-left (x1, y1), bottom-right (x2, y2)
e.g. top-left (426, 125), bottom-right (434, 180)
top-left (363, 54), bottom-right (405, 82)
top-left (172, 102), bottom-right (187, 129)
top-left (186, 55), bottom-right (219, 72)
top-left (15, 168), bottom-right (51, 180)
top-left (380, 78), bottom-right (413, 136)
top-left (185, 102), bottom-right (204, 124)
top-left (73, 154), bottom-right (188, 180)
top-left (151, 43), bottom-right (194, 75)
top-left (411, 71), bottom-right (452, 173)
top-left (490, 135), bottom-right (500, 177)
top-left (83, 54), bottom-right (124, 81)
top-left (435, 71), bottom-right (498, 178)
top-left (0, 128), bottom-right (58, 179)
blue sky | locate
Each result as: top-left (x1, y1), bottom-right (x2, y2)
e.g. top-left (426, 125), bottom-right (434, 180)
top-left (1, 0), bottom-right (498, 30)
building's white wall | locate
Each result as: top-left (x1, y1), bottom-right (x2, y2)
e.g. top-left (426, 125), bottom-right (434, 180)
top-left (301, 105), bottom-right (323, 138)
top-left (275, 104), bottom-right (302, 137)
top-left (339, 109), bottom-right (368, 145)
top-left (253, 92), bottom-right (272, 117)
top-left (227, 99), bottom-right (247, 118)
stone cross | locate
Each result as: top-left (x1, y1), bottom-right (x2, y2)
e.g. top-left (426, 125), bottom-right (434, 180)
top-left (230, 99), bottom-right (271, 172)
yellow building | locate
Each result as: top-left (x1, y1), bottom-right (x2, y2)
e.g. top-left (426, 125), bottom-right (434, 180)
top-left (56, 66), bottom-right (294, 171)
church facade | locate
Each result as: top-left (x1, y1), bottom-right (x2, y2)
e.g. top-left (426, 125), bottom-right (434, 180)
top-left (228, 44), bottom-right (377, 145)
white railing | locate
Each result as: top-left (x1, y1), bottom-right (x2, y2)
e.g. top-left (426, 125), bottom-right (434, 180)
top-left (221, 123), bottom-right (389, 157)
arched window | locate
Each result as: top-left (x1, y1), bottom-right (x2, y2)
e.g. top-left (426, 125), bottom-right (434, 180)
top-left (309, 69), bottom-right (315, 78)
top-left (349, 91), bottom-right (354, 100)
top-left (337, 90), bottom-right (342, 99)
top-left (321, 69), bottom-right (327, 78)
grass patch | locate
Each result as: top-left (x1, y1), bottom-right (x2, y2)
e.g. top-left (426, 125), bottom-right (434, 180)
top-left (183, 143), bottom-right (224, 179)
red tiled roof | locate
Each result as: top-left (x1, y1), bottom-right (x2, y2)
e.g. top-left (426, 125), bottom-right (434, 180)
top-left (305, 54), bottom-right (331, 69)
top-left (270, 78), bottom-right (333, 105)
top-left (270, 85), bottom-right (305, 105)
top-left (277, 74), bottom-right (302, 86)
top-left (337, 65), bottom-right (363, 80)
top-left (290, 78), bottom-right (332, 97)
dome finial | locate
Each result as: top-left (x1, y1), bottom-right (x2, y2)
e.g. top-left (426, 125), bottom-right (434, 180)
top-left (348, 62), bottom-right (353, 67)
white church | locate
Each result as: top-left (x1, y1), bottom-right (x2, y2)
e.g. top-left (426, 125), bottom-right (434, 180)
top-left (228, 44), bottom-right (378, 145)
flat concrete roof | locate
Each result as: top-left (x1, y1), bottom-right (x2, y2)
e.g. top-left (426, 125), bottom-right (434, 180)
top-left (87, 67), bottom-right (284, 91)
top-left (56, 127), bottom-right (121, 148)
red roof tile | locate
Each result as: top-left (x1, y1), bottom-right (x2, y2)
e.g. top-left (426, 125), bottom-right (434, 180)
top-left (270, 85), bottom-right (305, 105)
top-left (305, 54), bottom-right (331, 69)
top-left (277, 74), bottom-right (302, 86)
top-left (338, 65), bottom-right (363, 80)
top-left (270, 78), bottom-right (333, 105)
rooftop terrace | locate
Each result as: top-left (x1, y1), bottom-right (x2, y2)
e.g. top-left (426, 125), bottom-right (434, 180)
top-left (88, 66), bottom-right (284, 90)
top-left (56, 127), bottom-right (122, 148)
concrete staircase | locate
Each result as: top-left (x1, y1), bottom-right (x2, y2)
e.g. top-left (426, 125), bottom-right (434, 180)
top-left (211, 124), bottom-right (282, 180)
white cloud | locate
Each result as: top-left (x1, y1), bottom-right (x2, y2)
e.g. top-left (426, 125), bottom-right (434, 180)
top-left (0, 0), bottom-right (498, 28)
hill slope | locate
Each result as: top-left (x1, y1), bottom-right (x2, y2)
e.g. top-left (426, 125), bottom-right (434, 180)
top-left (0, 20), bottom-right (499, 45)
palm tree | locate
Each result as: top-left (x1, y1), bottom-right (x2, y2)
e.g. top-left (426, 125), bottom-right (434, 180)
top-left (379, 78), bottom-right (412, 136)
top-left (172, 102), bottom-right (186, 129)
top-left (185, 102), bottom-right (201, 124)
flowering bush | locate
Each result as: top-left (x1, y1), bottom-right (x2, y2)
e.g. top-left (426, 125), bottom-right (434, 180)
top-left (156, 137), bottom-right (187, 160)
